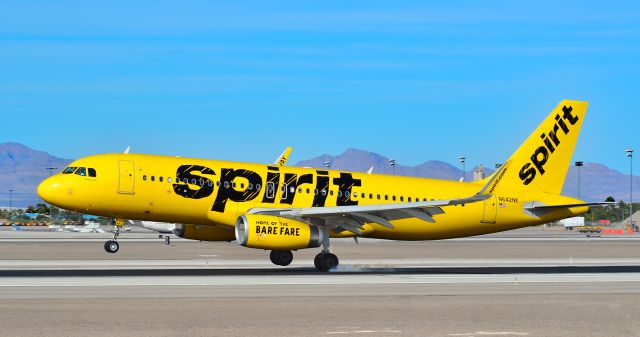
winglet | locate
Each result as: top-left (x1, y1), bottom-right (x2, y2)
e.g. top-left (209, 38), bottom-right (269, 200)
top-left (124, 146), bottom-right (131, 154)
top-left (275, 147), bottom-right (292, 166)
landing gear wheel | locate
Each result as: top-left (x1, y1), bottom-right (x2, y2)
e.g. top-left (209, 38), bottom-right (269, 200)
top-left (314, 252), bottom-right (339, 272)
top-left (270, 250), bottom-right (294, 266)
top-left (104, 240), bottom-right (119, 253)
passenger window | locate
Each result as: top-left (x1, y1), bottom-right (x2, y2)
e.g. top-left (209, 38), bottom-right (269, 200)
top-left (393, 196), bottom-right (396, 201)
top-left (208, 180), bottom-right (213, 187)
top-left (338, 191), bottom-right (343, 197)
top-left (322, 190), bottom-right (327, 196)
top-left (408, 197), bottom-right (412, 202)
top-left (377, 194), bottom-right (381, 200)
top-left (400, 196), bottom-right (404, 202)
top-left (159, 176), bottom-right (163, 182)
top-left (224, 181), bottom-right (230, 189)
top-left (151, 176), bottom-right (155, 182)
top-left (232, 182), bottom-right (237, 188)
top-left (369, 193), bottom-right (373, 199)
top-left (330, 190), bottom-right (334, 196)
top-left (240, 183), bottom-right (245, 189)
top-left (248, 183), bottom-right (254, 190)
top-left (290, 186), bottom-right (295, 193)
top-left (298, 188), bottom-right (303, 193)
top-left (216, 181), bottom-right (221, 187)
top-left (168, 177), bottom-right (172, 183)
top-left (353, 192), bottom-right (358, 197)
top-left (88, 168), bottom-right (97, 177)
top-left (345, 191), bottom-right (350, 197)
top-left (256, 184), bottom-right (261, 190)
top-left (385, 195), bottom-right (388, 200)
top-left (75, 167), bottom-right (87, 176)
top-left (63, 167), bottom-right (77, 174)
top-left (314, 189), bottom-right (318, 195)
top-left (143, 175), bottom-right (147, 181)
top-left (306, 188), bottom-right (310, 194)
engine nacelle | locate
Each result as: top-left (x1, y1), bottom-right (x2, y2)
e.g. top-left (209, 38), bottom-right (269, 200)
top-left (235, 214), bottom-right (322, 250)
top-left (173, 224), bottom-right (236, 242)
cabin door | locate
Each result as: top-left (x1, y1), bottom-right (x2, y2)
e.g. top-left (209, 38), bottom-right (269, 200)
top-left (118, 160), bottom-right (135, 194)
top-left (481, 195), bottom-right (497, 224)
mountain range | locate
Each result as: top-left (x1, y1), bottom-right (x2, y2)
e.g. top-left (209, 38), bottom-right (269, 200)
top-left (0, 143), bottom-right (638, 207)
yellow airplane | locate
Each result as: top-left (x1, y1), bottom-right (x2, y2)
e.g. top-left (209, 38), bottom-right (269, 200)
top-left (38, 100), bottom-right (604, 271)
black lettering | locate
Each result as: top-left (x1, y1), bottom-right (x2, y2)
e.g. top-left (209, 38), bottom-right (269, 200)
top-left (555, 114), bottom-right (570, 134)
top-left (332, 173), bottom-right (362, 206)
top-left (261, 166), bottom-right (280, 204)
top-left (312, 170), bottom-right (330, 207)
top-left (173, 165), bottom-right (215, 199)
top-left (280, 173), bottom-right (313, 204)
top-left (541, 133), bottom-right (555, 153)
top-left (211, 168), bottom-right (262, 213)
top-left (562, 105), bottom-right (579, 125)
top-left (519, 163), bottom-right (536, 185)
top-left (548, 124), bottom-right (561, 147)
top-left (531, 146), bottom-right (549, 175)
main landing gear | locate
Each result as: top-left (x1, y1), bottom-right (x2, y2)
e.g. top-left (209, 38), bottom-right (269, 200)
top-left (270, 250), bottom-right (294, 266)
top-left (104, 219), bottom-right (123, 254)
top-left (268, 228), bottom-right (340, 272)
top-left (314, 227), bottom-right (339, 272)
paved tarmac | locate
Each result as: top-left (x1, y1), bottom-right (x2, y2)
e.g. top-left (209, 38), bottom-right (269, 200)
top-left (1, 227), bottom-right (639, 337)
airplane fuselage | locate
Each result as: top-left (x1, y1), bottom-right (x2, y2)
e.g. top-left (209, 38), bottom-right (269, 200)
top-left (39, 153), bottom-right (586, 240)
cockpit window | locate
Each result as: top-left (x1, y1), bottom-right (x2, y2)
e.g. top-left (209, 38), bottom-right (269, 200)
top-left (62, 167), bottom-right (77, 174)
top-left (75, 167), bottom-right (87, 176)
top-left (88, 168), bottom-right (97, 177)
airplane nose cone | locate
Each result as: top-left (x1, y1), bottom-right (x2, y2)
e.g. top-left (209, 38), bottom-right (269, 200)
top-left (37, 176), bottom-right (60, 204)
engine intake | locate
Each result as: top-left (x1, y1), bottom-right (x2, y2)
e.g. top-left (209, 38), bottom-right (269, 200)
top-left (235, 214), bottom-right (322, 250)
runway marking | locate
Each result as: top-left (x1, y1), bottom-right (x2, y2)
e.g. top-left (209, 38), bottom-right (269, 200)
top-left (2, 273), bottom-right (640, 287)
top-left (448, 332), bottom-right (530, 336)
top-left (325, 330), bottom-right (402, 335)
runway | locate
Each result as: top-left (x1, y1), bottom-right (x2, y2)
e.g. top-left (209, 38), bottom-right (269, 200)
top-left (1, 228), bottom-right (639, 336)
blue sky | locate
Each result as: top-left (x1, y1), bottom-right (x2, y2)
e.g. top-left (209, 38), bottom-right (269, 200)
top-left (1, 0), bottom-right (638, 172)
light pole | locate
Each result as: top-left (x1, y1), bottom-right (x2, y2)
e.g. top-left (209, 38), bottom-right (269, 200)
top-left (626, 149), bottom-right (634, 226)
top-left (8, 189), bottom-right (13, 213)
top-left (324, 161), bottom-right (331, 169)
top-left (575, 161), bottom-right (584, 200)
top-left (458, 156), bottom-right (466, 181)
top-left (45, 167), bottom-right (57, 224)
top-left (388, 159), bottom-right (396, 175)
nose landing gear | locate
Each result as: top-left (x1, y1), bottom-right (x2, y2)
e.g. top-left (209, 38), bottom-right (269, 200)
top-left (104, 218), bottom-right (123, 254)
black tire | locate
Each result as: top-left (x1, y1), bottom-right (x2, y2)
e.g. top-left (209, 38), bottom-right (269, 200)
top-left (314, 253), bottom-right (323, 270)
top-left (270, 250), bottom-right (293, 266)
top-left (315, 253), bottom-right (339, 272)
top-left (324, 253), bottom-right (339, 270)
top-left (104, 240), bottom-right (119, 253)
top-left (270, 250), bottom-right (281, 265)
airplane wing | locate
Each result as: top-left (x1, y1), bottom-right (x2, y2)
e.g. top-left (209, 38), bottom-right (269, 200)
top-left (249, 193), bottom-right (489, 232)
top-left (246, 162), bottom-right (509, 235)
top-left (525, 202), bottom-right (616, 211)
top-left (524, 201), bottom-right (615, 217)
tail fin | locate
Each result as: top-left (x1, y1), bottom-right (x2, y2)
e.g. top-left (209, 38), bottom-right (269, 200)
top-left (491, 100), bottom-right (588, 195)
